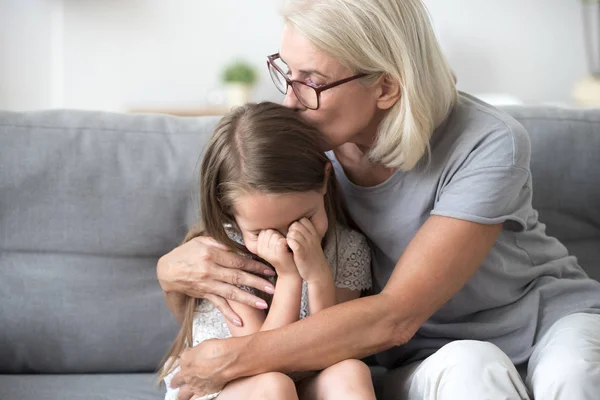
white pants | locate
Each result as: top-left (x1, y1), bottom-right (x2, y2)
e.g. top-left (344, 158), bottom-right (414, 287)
top-left (375, 313), bottom-right (600, 400)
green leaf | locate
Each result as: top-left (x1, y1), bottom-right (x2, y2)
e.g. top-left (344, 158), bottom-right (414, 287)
top-left (222, 61), bottom-right (258, 85)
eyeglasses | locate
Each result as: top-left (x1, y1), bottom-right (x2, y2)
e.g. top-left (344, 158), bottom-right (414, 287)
top-left (267, 53), bottom-right (367, 110)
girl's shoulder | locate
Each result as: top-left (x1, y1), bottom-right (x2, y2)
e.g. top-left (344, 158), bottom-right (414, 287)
top-left (324, 224), bottom-right (371, 266)
top-left (336, 224), bottom-right (370, 251)
top-left (325, 224), bottom-right (372, 290)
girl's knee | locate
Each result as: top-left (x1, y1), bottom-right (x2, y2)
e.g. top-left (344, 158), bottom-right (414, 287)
top-left (254, 372), bottom-right (297, 399)
top-left (327, 359), bottom-right (372, 378)
top-left (317, 359), bottom-right (376, 399)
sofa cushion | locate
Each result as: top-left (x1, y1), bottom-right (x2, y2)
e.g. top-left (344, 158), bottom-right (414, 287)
top-left (0, 110), bottom-right (221, 373)
top-left (0, 374), bottom-right (164, 400)
top-left (504, 106), bottom-right (600, 281)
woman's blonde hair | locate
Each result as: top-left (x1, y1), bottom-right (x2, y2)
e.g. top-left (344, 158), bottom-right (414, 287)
top-left (282, 0), bottom-right (458, 170)
top-left (158, 102), bottom-right (353, 382)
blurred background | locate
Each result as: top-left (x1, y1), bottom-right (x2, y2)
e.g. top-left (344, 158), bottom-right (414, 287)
top-left (1, 0), bottom-right (598, 112)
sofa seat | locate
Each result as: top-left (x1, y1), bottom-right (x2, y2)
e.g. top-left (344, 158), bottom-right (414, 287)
top-left (0, 374), bottom-right (164, 400)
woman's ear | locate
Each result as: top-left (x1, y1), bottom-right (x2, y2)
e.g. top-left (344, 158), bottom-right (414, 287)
top-left (376, 74), bottom-right (401, 110)
top-left (320, 162), bottom-right (333, 195)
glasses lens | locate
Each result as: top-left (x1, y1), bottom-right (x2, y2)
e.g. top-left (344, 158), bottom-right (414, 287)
top-left (291, 82), bottom-right (318, 109)
top-left (268, 60), bottom-right (288, 95)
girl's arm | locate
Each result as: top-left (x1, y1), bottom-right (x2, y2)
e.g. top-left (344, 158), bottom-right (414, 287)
top-left (259, 274), bottom-right (302, 331)
top-left (306, 273), bottom-right (337, 314)
top-left (224, 271), bottom-right (303, 336)
top-left (306, 249), bottom-right (371, 313)
top-left (297, 222), bottom-right (372, 314)
top-left (225, 229), bottom-right (303, 336)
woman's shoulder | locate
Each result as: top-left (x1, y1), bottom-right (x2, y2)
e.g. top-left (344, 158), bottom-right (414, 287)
top-left (436, 92), bottom-right (531, 170)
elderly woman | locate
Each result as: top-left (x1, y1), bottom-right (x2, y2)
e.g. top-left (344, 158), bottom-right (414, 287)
top-left (158, 0), bottom-right (600, 399)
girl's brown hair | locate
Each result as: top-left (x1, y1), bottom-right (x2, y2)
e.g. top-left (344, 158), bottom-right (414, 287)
top-left (158, 102), bottom-right (352, 381)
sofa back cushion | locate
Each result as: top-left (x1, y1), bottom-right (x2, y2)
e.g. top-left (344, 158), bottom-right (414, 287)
top-left (504, 106), bottom-right (600, 281)
top-left (0, 110), bottom-right (219, 373)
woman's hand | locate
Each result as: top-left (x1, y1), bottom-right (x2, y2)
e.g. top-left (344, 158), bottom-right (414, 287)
top-left (157, 236), bottom-right (276, 325)
top-left (256, 229), bottom-right (298, 278)
top-left (170, 336), bottom-right (249, 400)
top-left (287, 218), bottom-right (331, 283)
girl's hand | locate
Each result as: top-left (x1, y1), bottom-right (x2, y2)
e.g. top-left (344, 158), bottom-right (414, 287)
top-left (256, 230), bottom-right (298, 278)
top-left (287, 218), bottom-right (331, 283)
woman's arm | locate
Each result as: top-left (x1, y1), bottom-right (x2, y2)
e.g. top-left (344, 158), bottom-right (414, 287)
top-left (231, 216), bottom-right (502, 374)
top-left (335, 287), bottom-right (361, 304)
top-left (171, 215), bottom-right (502, 391)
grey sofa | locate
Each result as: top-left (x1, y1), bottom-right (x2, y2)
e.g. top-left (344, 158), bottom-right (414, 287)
top-left (1, 105), bottom-right (599, 400)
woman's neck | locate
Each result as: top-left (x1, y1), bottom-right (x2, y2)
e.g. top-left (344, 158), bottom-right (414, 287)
top-left (333, 143), bottom-right (397, 187)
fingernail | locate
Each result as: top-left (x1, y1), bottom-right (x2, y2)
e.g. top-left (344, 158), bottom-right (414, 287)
top-left (264, 285), bottom-right (275, 294)
top-left (256, 300), bottom-right (268, 309)
top-left (264, 269), bottom-right (276, 276)
top-left (232, 318), bottom-right (242, 327)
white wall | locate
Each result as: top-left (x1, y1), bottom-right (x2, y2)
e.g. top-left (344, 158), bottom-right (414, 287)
top-left (0, 0), bottom-right (63, 110)
top-left (62, 0), bottom-right (284, 111)
top-left (426, 0), bottom-right (587, 104)
top-left (0, 0), bottom-right (592, 111)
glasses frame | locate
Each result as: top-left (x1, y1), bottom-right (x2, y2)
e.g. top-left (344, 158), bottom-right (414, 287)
top-left (267, 53), bottom-right (367, 110)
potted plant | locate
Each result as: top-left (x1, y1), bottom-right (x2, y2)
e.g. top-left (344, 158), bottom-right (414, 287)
top-left (222, 60), bottom-right (258, 107)
top-left (573, 0), bottom-right (600, 106)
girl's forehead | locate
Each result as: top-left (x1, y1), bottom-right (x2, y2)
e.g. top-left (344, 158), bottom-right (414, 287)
top-left (233, 191), bottom-right (322, 231)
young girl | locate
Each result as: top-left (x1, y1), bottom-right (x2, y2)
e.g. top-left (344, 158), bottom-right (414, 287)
top-left (159, 102), bottom-right (374, 400)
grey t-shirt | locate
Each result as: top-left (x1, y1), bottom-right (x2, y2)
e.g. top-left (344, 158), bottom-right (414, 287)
top-left (330, 92), bottom-right (600, 368)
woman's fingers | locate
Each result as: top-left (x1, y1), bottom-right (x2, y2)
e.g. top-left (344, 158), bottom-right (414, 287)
top-left (210, 281), bottom-right (269, 310)
top-left (218, 268), bottom-right (274, 294)
top-left (209, 244), bottom-right (274, 276)
top-left (176, 387), bottom-right (194, 400)
top-left (205, 294), bottom-right (242, 326)
top-left (170, 369), bottom-right (185, 389)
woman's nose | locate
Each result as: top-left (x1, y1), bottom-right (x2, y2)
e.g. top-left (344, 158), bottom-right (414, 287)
top-left (283, 89), bottom-right (303, 110)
